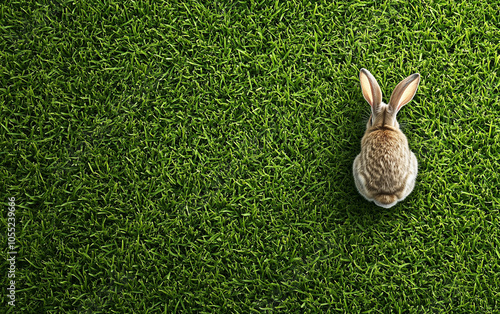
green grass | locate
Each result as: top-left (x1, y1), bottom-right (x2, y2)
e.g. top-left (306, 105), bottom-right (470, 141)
top-left (1, 0), bottom-right (500, 312)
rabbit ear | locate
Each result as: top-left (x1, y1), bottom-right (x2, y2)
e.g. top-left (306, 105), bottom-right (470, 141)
top-left (389, 73), bottom-right (420, 114)
top-left (359, 68), bottom-right (383, 109)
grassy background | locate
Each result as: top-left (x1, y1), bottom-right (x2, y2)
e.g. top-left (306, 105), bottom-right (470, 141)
top-left (1, 0), bottom-right (500, 312)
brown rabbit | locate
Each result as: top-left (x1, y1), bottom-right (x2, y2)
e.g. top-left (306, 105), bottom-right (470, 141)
top-left (353, 68), bottom-right (420, 208)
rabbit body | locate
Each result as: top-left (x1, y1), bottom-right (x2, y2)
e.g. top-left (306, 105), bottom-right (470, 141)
top-left (353, 69), bottom-right (420, 208)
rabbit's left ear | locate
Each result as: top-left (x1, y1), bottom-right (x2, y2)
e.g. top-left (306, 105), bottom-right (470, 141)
top-left (389, 73), bottom-right (420, 114)
top-left (359, 68), bottom-right (382, 109)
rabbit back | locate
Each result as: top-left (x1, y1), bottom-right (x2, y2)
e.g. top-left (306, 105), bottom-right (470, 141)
top-left (353, 127), bottom-right (418, 208)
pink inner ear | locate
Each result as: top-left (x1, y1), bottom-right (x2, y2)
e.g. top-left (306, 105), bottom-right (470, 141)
top-left (396, 79), bottom-right (419, 112)
top-left (360, 74), bottom-right (374, 107)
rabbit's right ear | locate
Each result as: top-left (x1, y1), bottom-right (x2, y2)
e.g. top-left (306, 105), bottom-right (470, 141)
top-left (359, 68), bottom-right (382, 109)
top-left (388, 73), bottom-right (420, 114)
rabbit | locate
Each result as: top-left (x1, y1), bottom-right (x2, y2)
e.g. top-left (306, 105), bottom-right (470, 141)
top-left (353, 68), bottom-right (420, 208)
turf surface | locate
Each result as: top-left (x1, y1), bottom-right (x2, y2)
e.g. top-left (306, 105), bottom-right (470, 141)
top-left (1, 0), bottom-right (500, 312)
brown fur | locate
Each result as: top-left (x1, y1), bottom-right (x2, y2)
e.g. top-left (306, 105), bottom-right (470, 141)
top-left (360, 125), bottom-right (409, 200)
top-left (374, 194), bottom-right (398, 205)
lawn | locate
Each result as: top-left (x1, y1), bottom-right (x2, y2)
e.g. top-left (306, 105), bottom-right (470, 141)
top-left (1, 0), bottom-right (500, 312)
